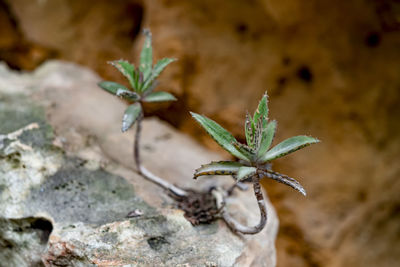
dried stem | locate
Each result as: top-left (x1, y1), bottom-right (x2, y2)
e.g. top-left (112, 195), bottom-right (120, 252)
top-left (221, 174), bottom-right (267, 234)
top-left (134, 113), bottom-right (187, 197)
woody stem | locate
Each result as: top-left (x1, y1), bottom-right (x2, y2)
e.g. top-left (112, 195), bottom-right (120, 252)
top-left (220, 174), bottom-right (267, 234)
top-left (134, 113), bottom-right (187, 197)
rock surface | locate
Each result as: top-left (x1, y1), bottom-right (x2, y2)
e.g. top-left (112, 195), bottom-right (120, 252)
top-left (0, 61), bottom-right (279, 266)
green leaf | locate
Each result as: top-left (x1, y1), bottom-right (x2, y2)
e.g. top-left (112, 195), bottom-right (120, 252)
top-left (245, 112), bottom-right (255, 148)
top-left (190, 112), bottom-right (249, 161)
top-left (252, 92), bottom-right (269, 129)
top-left (260, 135), bottom-right (320, 162)
top-left (139, 29), bottom-right (153, 83)
top-left (143, 91), bottom-right (177, 102)
top-left (142, 58), bottom-right (176, 92)
top-left (233, 142), bottom-right (255, 160)
top-left (236, 166), bottom-right (257, 181)
top-left (253, 118), bottom-right (263, 151)
top-left (193, 161), bottom-right (242, 179)
top-left (98, 81), bottom-right (130, 95)
top-left (257, 120), bottom-right (277, 160)
top-left (121, 103), bottom-right (142, 132)
top-left (261, 170), bottom-right (306, 196)
top-left (116, 89), bottom-right (140, 101)
top-left (109, 60), bottom-right (136, 89)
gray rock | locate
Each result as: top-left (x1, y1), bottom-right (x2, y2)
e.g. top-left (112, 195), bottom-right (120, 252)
top-left (0, 61), bottom-right (278, 266)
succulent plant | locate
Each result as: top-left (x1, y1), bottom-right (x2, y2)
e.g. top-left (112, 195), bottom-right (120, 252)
top-left (97, 29), bottom-right (186, 197)
top-left (191, 92), bottom-right (319, 234)
top-left (98, 29), bottom-right (177, 133)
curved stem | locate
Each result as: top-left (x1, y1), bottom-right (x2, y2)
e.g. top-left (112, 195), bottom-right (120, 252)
top-left (221, 174), bottom-right (267, 234)
top-left (134, 114), bottom-right (188, 197)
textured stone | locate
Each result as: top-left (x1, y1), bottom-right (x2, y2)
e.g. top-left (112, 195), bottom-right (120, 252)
top-left (0, 61), bottom-right (278, 266)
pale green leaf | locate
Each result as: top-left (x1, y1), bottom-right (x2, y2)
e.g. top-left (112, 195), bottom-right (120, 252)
top-left (190, 112), bottom-right (249, 161)
top-left (253, 118), bottom-right (263, 151)
top-left (116, 89), bottom-right (140, 101)
top-left (252, 92), bottom-right (268, 129)
top-left (109, 60), bottom-right (136, 89)
top-left (233, 142), bottom-right (255, 161)
top-left (98, 81), bottom-right (129, 95)
top-left (139, 29), bottom-right (153, 82)
top-left (245, 112), bottom-right (255, 148)
top-left (121, 103), bottom-right (142, 132)
top-left (142, 58), bottom-right (176, 92)
top-left (194, 161), bottom-right (242, 179)
top-left (236, 166), bottom-right (257, 181)
top-left (257, 120), bottom-right (277, 159)
top-left (260, 135), bottom-right (320, 162)
top-left (143, 91), bottom-right (176, 102)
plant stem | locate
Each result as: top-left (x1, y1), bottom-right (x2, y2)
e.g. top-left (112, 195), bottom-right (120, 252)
top-left (134, 114), bottom-right (188, 197)
top-left (221, 174), bottom-right (267, 234)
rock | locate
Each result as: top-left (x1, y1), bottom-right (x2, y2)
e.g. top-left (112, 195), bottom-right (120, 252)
top-left (0, 61), bottom-right (279, 266)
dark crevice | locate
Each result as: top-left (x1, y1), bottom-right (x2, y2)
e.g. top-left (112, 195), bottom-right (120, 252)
top-left (147, 236), bottom-right (169, 251)
top-left (30, 218), bottom-right (53, 244)
top-left (364, 31), bottom-right (381, 48)
top-left (0, 0), bottom-right (19, 30)
top-left (297, 65), bottom-right (313, 83)
top-left (126, 3), bottom-right (144, 41)
top-left (172, 189), bottom-right (221, 225)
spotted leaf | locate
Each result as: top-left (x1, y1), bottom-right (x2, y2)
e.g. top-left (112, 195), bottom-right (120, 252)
top-left (98, 81), bottom-right (129, 95)
top-left (143, 91), bottom-right (176, 102)
top-left (261, 170), bottom-right (306, 196)
top-left (236, 166), bottom-right (257, 181)
top-left (121, 103), bottom-right (142, 132)
top-left (194, 161), bottom-right (243, 179)
top-left (252, 92), bottom-right (268, 129)
top-left (116, 89), bottom-right (140, 101)
top-left (257, 120), bottom-right (277, 160)
top-left (260, 135), bottom-right (320, 162)
top-left (109, 60), bottom-right (136, 90)
top-left (139, 29), bottom-right (153, 83)
top-left (142, 58), bottom-right (176, 92)
top-left (190, 112), bottom-right (249, 161)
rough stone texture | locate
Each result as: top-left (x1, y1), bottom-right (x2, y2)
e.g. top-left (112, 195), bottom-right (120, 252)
top-left (1, 1), bottom-right (400, 266)
top-left (0, 61), bottom-right (278, 266)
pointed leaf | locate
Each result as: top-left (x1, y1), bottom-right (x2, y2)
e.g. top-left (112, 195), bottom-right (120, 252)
top-left (233, 142), bottom-right (255, 160)
top-left (116, 89), bottom-right (140, 101)
top-left (257, 120), bottom-right (277, 159)
top-left (253, 92), bottom-right (268, 129)
top-left (143, 91), bottom-right (177, 102)
top-left (190, 112), bottom-right (249, 161)
top-left (245, 112), bottom-right (255, 148)
top-left (142, 58), bottom-right (176, 91)
top-left (143, 80), bottom-right (159, 95)
top-left (109, 60), bottom-right (136, 89)
top-left (261, 135), bottom-right (320, 162)
top-left (139, 29), bottom-right (153, 82)
top-left (121, 103), bottom-right (142, 132)
top-left (98, 81), bottom-right (129, 95)
top-left (261, 170), bottom-right (306, 196)
top-left (253, 118), bottom-right (263, 151)
top-left (194, 161), bottom-right (242, 179)
top-left (236, 166), bottom-right (257, 181)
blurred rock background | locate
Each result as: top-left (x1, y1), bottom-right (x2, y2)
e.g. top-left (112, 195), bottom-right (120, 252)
top-left (1, 0), bottom-right (399, 266)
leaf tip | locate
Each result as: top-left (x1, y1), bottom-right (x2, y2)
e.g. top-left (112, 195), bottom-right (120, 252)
top-left (143, 28), bottom-right (152, 38)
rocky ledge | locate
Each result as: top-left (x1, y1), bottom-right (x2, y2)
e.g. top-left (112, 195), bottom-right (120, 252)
top-left (0, 61), bottom-right (278, 266)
